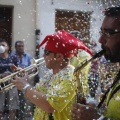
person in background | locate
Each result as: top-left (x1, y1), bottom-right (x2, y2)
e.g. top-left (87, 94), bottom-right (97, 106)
top-left (11, 40), bottom-right (31, 68)
top-left (71, 6), bottom-right (120, 120)
top-left (0, 38), bottom-right (19, 120)
top-left (11, 40), bottom-right (33, 120)
top-left (70, 30), bottom-right (92, 96)
top-left (12, 30), bottom-right (92, 120)
top-left (88, 42), bottom-right (101, 98)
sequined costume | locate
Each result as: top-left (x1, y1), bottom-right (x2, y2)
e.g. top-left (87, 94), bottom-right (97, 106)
top-left (34, 65), bottom-right (76, 120)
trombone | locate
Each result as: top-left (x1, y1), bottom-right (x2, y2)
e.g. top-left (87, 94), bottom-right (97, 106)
top-left (0, 57), bottom-right (45, 92)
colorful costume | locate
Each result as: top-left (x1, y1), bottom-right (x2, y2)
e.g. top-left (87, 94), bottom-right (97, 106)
top-left (34, 65), bottom-right (76, 120)
top-left (35, 30), bottom-right (92, 120)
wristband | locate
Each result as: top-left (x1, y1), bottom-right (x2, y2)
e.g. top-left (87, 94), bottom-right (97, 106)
top-left (22, 83), bottom-right (30, 95)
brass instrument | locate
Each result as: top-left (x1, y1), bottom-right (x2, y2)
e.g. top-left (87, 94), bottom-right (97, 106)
top-left (0, 57), bottom-right (45, 92)
top-left (74, 50), bottom-right (105, 103)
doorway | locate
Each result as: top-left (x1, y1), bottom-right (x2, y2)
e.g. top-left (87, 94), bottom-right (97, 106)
top-left (55, 10), bottom-right (92, 45)
top-left (0, 6), bottom-right (13, 49)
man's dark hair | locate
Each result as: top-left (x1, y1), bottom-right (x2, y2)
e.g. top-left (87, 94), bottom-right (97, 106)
top-left (15, 40), bottom-right (24, 47)
top-left (104, 6), bottom-right (120, 16)
top-left (70, 30), bottom-right (82, 40)
top-left (0, 38), bottom-right (9, 46)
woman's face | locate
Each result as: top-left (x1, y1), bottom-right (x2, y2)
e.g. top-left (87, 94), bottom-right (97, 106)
top-left (43, 50), bottom-right (58, 69)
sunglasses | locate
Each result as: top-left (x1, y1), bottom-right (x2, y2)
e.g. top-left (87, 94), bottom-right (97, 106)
top-left (44, 50), bottom-right (54, 55)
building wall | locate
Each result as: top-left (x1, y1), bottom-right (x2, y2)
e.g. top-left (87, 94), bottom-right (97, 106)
top-left (0, 0), bottom-right (36, 57)
top-left (0, 0), bottom-right (118, 57)
top-left (37, 0), bottom-right (106, 57)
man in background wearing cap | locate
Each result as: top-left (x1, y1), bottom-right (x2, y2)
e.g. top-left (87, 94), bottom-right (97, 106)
top-left (12, 30), bottom-right (92, 120)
